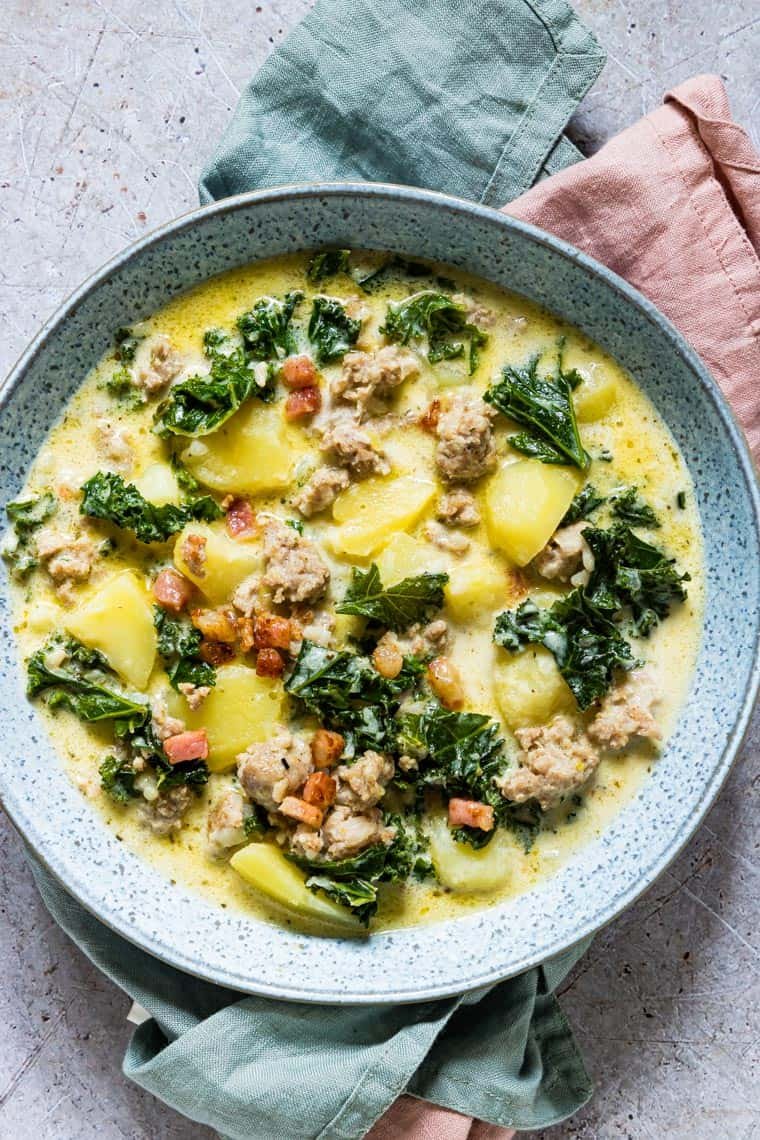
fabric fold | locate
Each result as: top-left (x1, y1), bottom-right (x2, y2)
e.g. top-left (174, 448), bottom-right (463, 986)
top-left (199, 0), bottom-right (604, 205)
top-left (507, 73), bottom-right (760, 456)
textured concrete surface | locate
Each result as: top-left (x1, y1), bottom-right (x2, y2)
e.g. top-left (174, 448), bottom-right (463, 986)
top-left (0, 2), bottom-right (758, 1137)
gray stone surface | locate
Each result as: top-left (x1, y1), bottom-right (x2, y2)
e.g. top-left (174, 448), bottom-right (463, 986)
top-left (0, 1), bottom-right (758, 1137)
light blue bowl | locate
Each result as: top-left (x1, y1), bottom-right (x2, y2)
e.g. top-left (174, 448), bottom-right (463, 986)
top-left (1, 184), bottom-right (758, 1003)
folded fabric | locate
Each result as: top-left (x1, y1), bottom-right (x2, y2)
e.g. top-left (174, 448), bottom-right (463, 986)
top-left (508, 73), bottom-right (760, 457)
top-left (199, 0), bottom-right (605, 205)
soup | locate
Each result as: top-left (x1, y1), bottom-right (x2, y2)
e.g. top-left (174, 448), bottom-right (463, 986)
top-left (5, 249), bottom-right (703, 932)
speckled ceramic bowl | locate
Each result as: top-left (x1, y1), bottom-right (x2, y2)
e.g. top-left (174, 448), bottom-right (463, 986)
top-left (1, 184), bottom-right (758, 1003)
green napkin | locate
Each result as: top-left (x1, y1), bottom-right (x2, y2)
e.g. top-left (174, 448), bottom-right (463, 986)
top-left (34, 0), bottom-right (606, 1135)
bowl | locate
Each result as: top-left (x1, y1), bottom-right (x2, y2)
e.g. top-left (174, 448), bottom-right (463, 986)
top-left (1, 184), bottom-right (758, 1003)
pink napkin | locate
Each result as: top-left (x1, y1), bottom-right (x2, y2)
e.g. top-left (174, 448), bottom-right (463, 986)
top-left (368, 72), bottom-right (760, 1140)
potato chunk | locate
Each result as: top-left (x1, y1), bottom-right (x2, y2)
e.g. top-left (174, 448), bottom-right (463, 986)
top-left (133, 462), bottom-right (179, 505)
top-left (375, 533), bottom-right (446, 582)
top-left (65, 570), bottom-right (156, 690)
top-left (493, 646), bottom-right (574, 730)
top-left (328, 475), bottom-right (436, 559)
top-left (179, 663), bottom-right (286, 772)
top-left (484, 460), bottom-right (579, 566)
top-left (444, 554), bottom-right (507, 624)
top-left (230, 843), bottom-right (359, 929)
top-left (173, 521), bottom-right (261, 605)
top-left (426, 814), bottom-right (511, 893)
top-left (180, 405), bottom-right (311, 495)
top-left (572, 364), bottom-right (618, 423)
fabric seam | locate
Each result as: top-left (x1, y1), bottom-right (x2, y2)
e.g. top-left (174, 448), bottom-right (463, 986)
top-left (649, 113), bottom-right (760, 368)
top-left (479, 48), bottom-right (605, 205)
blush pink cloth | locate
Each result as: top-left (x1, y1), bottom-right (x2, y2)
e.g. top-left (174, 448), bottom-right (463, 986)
top-left (367, 73), bottom-right (760, 1140)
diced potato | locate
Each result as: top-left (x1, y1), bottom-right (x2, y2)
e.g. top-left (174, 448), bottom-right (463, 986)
top-left (382, 427), bottom-right (436, 473)
top-left (173, 520), bottom-right (261, 605)
top-left (328, 475), bottom-right (436, 559)
top-left (230, 842), bottom-right (360, 929)
top-left (493, 646), bottom-right (574, 730)
top-left (573, 363), bottom-right (618, 422)
top-left (375, 533), bottom-right (446, 582)
top-left (65, 570), bottom-right (156, 689)
top-left (133, 462), bottom-right (180, 505)
top-left (444, 554), bottom-right (507, 624)
top-left (178, 663), bottom-right (286, 772)
top-left (426, 814), bottom-right (512, 893)
top-left (180, 405), bottom-right (312, 495)
top-left (484, 460), bottom-right (579, 566)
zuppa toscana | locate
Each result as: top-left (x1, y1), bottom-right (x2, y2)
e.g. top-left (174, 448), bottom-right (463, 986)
top-left (5, 249), bottom-right (703, 931)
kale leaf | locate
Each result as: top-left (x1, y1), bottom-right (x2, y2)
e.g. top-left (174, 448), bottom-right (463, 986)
top-left (290, 817), bottom-right (431, 925)
top-left (284, 640), bottom-right (422, 755)
top-left (484, 350), bottom-right (589, 469)
top-left (28, 637), bottom-right (210, 793)
top-left (104, 327), bottom-right (145, 408)
top-left (380, 291), bottom-right (487, 374)
top-left (583, 524), bottom-right (689, 636)
top-left (335, 563), bottom-right (448, 632)
top-left (27, 639), bottom-right (150, 729)
top-left (308, 297), bottom-right (362, 363)
top-left (236, 292), bottom-right (303, 360)
top-left (561, 483), bottom-right (606, 526)
top-left (80, 472), bottom-right (222, 544)
top-left (154, 328), bottom-right (276, 437)
top-left (494, 523), bottom-right (688, 706)
top-left (3, 490), bottom-right (57, 578)
top-left (398, 702), bottom-right (506, 803)
top-left (354, 256), bottom-right (454, 294)
top-left (610, 486), bottom-right (660, 528)
top-left (306, 250), bottom-right (351, 283)
top-left (493, 593), bottom-right (636, 710)
top-left (114, 326), bottom-right (143, 365)
top-left (99, 753), bottom-right (138, 804)
top-left (154, 607), bottom-right (215, 690)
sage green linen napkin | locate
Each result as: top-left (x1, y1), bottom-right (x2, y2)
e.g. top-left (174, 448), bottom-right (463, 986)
top-left (32, 0), bottom-right (606, 1135)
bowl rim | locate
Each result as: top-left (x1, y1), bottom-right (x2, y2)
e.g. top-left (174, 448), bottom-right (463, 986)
top-left (2, 180), bottom-right (759, 1003)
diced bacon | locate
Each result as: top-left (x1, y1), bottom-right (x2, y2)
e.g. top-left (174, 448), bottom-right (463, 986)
top-left (191, 607), bottom-right (238, 643)
top-left (311, 728), bottom-right (345, 769)
top-left (225, 498), bottom-right (256, 538)
top-left (163, 729), bottom-right (209, 764)
top-left (419, 399), bottom-right (441, 433)
top-left (278, 796), bottom-right (323, 829)
top-left (237, 617), bottom-right (256, 654)
top-left (181, 533), bottom-right (207, 577)
top-left (199, 640), bottom-right (235, 666)
top-left (281, 354), bottom-right (318, 390)
top-left (301, 771), bottom-right (337, 809)
top-left (285, 386), bottom-right (322, 420)
top-left (153, 568), bottom-right (194, 613)
top-left (447, 798), bottom-right (495, 831)
top-left (256, 648), bottom-right (285, 677)
top-left (254, 612), bottom-right (292, 650)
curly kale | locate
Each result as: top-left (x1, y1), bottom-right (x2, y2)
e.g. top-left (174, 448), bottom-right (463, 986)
top-left (289, 816), bottom-right (431, 925)
top-left (284, 640), bottom-right (424, 756)
top-left (306, 250), bottom-right (350, 283)
top-left (610, 486), bottom-right (660, 528)
top-left (494, 522), bottom-right (689, 708)
top-left (381, 291), bottom-right (487, 374)
top-left (561, 484), bottom-right (606, 526)
top-left (484, 346), bottom-right (589, 469)
top-left (335, 563), bottom-right (448, 632)
top-left (236, 291), bottom-right (303, 360)
top-left (3, 490), bottom-right (57, 578)
top-left (80, 472), bottom-right (222, 544)
top-left (154, 607), bottom-right (215, 691)
top-left (308, 297), bottom-right (362, 363)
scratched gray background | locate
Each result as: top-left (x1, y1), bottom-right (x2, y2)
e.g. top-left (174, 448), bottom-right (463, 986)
top-left (0, 2), bottom-right (758, 1138)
